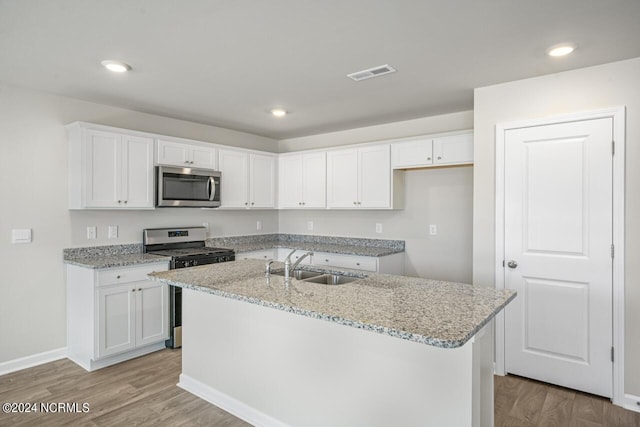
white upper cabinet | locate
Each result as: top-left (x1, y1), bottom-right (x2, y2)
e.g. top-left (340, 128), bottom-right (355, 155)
top-left (327, 145), bottom-right (400, 209)
top-left (67, 123), bottom-right (154, 209)
top-left (391, 132), bottom-right (473, 169)
top-left (156, 139), bottom-right (217, 169)
top-left (218, 148), bottom-right (276, 209)
top-left (278, 152), bottom-right (326, 208)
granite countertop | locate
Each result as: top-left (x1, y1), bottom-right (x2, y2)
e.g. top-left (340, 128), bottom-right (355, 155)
top-left (227, 240), bottom-right (402, 257)
top-left (148, 259), bottom-right (516, 349)
top-left (63, 244), bottom-right (170, 269)
top-left (64, 253), bottom-right (170, 269)
top-left (207, 233), bottom-right (405, 257)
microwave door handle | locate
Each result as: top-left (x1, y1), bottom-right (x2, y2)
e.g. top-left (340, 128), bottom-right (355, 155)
top-left (208, 177), bottom-right (216, 201)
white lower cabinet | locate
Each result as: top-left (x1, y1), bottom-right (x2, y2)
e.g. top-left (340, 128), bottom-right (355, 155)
top-left (312, 251), bottom-right (404, 275)
top-left (67, 261), bottom-right (169, 371)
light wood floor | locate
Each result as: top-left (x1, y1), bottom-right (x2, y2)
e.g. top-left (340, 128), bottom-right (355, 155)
top-left (1, 349), bottom-right (639, 426)
top-left (495, 374), bottom-right (640, 427)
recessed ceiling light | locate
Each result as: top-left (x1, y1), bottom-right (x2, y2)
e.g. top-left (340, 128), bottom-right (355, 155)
top-left (101, 60), bottom-right (132, 73)
top-left (271, 108), bottom-right (287, 117)
top-left (546, 43), bottom-right (577, 57)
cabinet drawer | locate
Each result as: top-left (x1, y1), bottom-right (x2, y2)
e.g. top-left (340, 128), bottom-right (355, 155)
top-left (315, 252), bottom-right (378, 272)
top-left (239, 249), bottom-right (276, 261)
top-left (97, 263), bottom-right (168, 287)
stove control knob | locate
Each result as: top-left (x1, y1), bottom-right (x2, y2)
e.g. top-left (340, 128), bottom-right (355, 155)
top-left (193, 260), bottom-right (198, 266)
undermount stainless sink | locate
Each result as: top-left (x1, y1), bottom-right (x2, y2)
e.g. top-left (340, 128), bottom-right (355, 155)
top-left (271, 269), bottom-right (361, 285)
top-left (271, 270), bottom-right (323, 280)
top-left (303, 274), bottom-right (359, 285)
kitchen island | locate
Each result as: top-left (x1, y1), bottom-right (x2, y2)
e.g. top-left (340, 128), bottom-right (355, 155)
top-left (148, 260), bottom-right (515, 427)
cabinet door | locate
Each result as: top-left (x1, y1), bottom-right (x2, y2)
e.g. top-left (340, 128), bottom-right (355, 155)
top-left (218, 149), bottom-right (249, 207)
top-left (97, 285), bottom-right (136, 358)
top-left (433, 133), bottom-right (473, 165)
top-left (122, 135), bottom-right (154, 208)
top-left (302, 152), bottom-right (326, 208)
top-left (249, 153), bottom-right (276, 208)
top-left (84, 129), bottom-right (122, 208)
top-left (157, 139), bottom-right (191, 166)
top-left (278, 154), bottom-right (304, 208)
top-left (135, 281), bottom-right (169, 347)
top-left (327, 149), bottom-right (358, 208)
top-left (190, 145), bottom-right (217, 169)
top-left (391, 138), bottom-right (433, 168)
top-left (359, 145), bottom-right (391, 208)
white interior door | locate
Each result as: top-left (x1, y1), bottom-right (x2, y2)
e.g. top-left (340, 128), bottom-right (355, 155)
top-left (503, 118), bottom-right (613, 397)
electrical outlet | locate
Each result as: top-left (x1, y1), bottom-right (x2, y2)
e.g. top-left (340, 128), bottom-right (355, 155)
top-left (256, 220), bottom-right (262, 231)
top-left (87, 226), bottom-right (97, 240)
top-left (202, 222), bottom-right (209, 234)
top-left (375, 223), bottom-right (383, 234)
top-left (108, 225), bottom-right (118, 239)
top-left (429, 224), bottom-right (437, 235)
top-left (307, 221), bottom-right (314, 231)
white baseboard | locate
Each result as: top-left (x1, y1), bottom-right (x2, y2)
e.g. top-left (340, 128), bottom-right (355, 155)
top-left (0, 347), bottom-right (67, 376)
top-left (623, 394), bottom-right (640, 413)
top-left (178, 373), bottom-right (290, 427)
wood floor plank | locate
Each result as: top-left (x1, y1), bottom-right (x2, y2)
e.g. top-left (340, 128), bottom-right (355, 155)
top-left (537, 389), bottom-right (576, 426)
top-left (508, 378), bottom-right (548, 424)
top-left (572, 392), bottom-right (606, 425)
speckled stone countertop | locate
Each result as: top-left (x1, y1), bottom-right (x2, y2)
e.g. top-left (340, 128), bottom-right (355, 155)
top-left (207, 233), bottom-right (405, 257)
top-left (63, 244), bottom-right (169, 269)
top-left (148, 259), bottom-right (516, 349)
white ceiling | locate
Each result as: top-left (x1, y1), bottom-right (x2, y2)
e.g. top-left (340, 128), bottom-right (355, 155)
top-left (1, 0), bottom-right (639, 139)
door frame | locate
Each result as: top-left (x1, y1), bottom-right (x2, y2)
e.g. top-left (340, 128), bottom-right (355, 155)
top-left (494, 107), bottom-right (626, 405)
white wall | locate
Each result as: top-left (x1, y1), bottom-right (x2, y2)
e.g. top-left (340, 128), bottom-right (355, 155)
top-left (0, 83), bottom-right (279, 364)
top-left (473, 57), bottom-right (640, 395)
top-left (278, 111), bottom-right (474, 283)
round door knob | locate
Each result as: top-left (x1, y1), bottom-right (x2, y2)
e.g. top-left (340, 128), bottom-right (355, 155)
top-left (507, 260), bottom-right (518, 269)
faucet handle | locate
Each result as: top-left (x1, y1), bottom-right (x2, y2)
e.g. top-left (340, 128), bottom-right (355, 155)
top-left (265, 259), bottom-right (275, 276)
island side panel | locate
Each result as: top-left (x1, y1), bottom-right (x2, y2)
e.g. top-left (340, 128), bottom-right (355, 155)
top-left (180, 288), bottom-right (483, 427)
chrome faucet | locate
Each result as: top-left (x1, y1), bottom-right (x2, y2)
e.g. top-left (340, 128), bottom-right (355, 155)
top-left (265, 259), bottom-right (275, 277)
top-left (284, 249), bottom-right (314, 280)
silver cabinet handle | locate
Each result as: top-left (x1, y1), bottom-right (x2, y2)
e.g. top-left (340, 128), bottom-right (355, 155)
top-left (124, 200), bottom-right (128, 204)
top-left (507, 260), bottom-right (518, 269)
top-left (427, 157), bottom-right (431, 161)
top-left (116, 275), bottom-right (121, 279)
top-left (138, 288), bottom-right (142, 291)
top-left (437, 156), bottom-right (442, 160)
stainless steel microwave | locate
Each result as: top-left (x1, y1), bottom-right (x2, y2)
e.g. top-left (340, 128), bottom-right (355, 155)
top-left (156, 166), bottom-right (221, 207)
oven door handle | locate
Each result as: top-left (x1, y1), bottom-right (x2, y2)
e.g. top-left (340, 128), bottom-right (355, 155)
top-left (208, 177), bottom-right (216, 201)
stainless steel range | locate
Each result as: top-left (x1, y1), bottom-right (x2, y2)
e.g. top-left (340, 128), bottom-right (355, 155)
top-left (143, 226), bottom-right (235, 348)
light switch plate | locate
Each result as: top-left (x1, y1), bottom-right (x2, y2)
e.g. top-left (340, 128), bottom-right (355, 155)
top-left (429, 224), bottom-right (437, 235)
top-left (307, 221), bottom-right (314, 231)
top-left (256, 220), bottom-right (262, 231)
top-left (375, 223), bottom-right (383, 234)
top-left (12, 229), bottom-right (32, 244)
top-left (108, 225), bottom-right (118, 239)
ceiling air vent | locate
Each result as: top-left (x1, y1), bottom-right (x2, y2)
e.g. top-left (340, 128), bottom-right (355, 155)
top-left (347, 64), bottom-right (397, 81)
